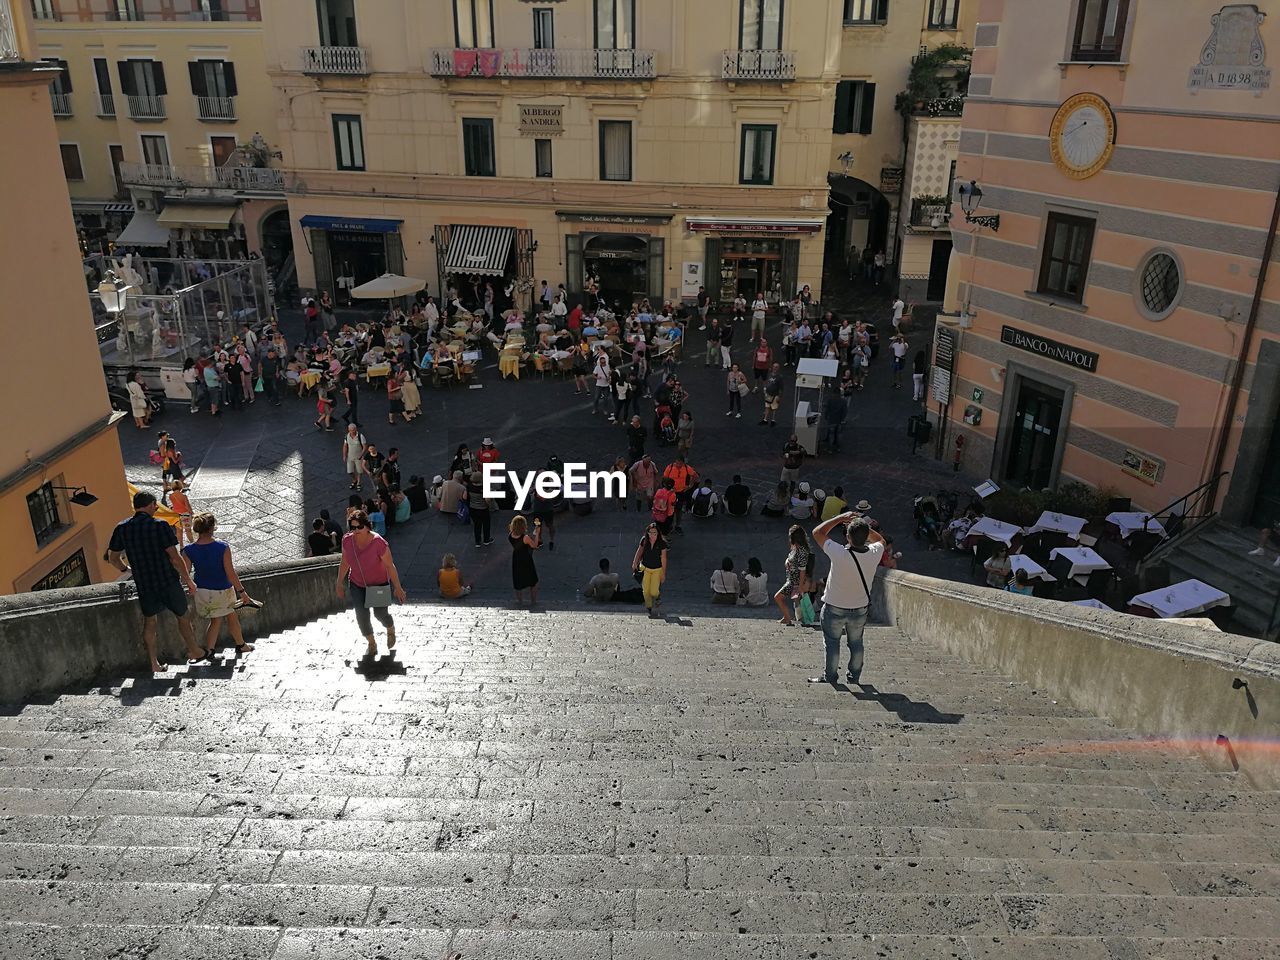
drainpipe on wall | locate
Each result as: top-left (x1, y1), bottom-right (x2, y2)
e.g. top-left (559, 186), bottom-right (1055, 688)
top-left (1207, 178), bottom-right (1280, 509)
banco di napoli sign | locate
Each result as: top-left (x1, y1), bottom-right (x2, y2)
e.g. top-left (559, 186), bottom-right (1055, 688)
top-left (1001, 325), bottom-right (1099, 373)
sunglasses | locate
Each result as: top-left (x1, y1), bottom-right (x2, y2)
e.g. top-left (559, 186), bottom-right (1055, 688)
top-left (349, 522), bottom-right (366, 530)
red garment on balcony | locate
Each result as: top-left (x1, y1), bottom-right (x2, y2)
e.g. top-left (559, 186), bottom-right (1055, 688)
top-left (477, 50), bottom-right (503, 77)
top-left (453, 50), bottom-right (478, 77)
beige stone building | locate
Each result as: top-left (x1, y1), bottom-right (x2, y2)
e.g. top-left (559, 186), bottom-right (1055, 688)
top-left (1, 0), bottom-right (132, 593)
top-left (32, 0), bottom-right (291, 274)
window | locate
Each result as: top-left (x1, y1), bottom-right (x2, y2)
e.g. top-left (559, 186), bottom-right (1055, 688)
top-left (599, 120), bottom-right (632, 181)
top-left (534, 138), bottom-right (553, 178)
top-left (1072, 0), bottom-right (1129, 61)
top-left (45, 58), bottom-right (71, 94)
top-left (532, 7), bottom-right (554, 49)
top-left (454, 0), bottom-right (494, 48)
top-left (844, 0), bottom-right (887, 23)
top-left (927, 0), bottom-right (959, 29)
top-left (1136, 250), bottom-right (1182, 320)
top-left (594, 0), bottom-right (634, 49)
top-left (31, 0), bottom-right (59, 20)
top-left (317, 0), bottom-right (358, 46)
top-left (188, 60), bottom-right (237, 99)
top-left (1037, 213), bottom-right (1095, 302)
top-left (197, 0), bottom-right (226, 21)
top-left (27, 483), bottom-right (64, 546)
top-left (59, 144), bottom-right (83, 180)
top-left (112, 0), bottom-right (142, 21)
top-left (461, 118), bottom-right (495, 176)
top-left (332, 114), bottom-right (364, 171)
top-left (740, 125), bottom-right (776, 185)
top-left (93, 58), bottom-right (112, 95)
top-left (117, 59), bottom-right (166, 97)
top-left (833, 80), bottom-right (875, 134)
top-left (740, 0), bottom-right (783, 50)
top-left (140, 134), bottom-right (169, 166)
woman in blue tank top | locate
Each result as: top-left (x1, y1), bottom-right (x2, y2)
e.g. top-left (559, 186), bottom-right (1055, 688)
top-left (182, 512), bottom-right (261, 658)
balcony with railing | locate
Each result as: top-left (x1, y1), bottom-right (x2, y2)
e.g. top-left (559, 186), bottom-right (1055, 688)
top-left (427, 47), bottom-right (656, 80)
top-left (119, 161), bottom-right (285, 193)
top-left (721, 49), bottom-right (796, 81)
top-left (50, 90), bottom-right (71, 116)
top-left (126, 93), bottom-right (166, 120)
top-left (300, 45), bottom-right (369, 75)
top-left (96, 92), bottom-right (116, 117)
top-left (195, 94), bottom-right (235, 121)
top-left (2, 0), bottom-right (21, 62)
top-left (909, 197), bottom-right (951, 229)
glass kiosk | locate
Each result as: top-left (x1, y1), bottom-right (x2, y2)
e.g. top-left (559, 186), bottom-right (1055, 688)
top-left (794, 358), bottom-right (839, 455)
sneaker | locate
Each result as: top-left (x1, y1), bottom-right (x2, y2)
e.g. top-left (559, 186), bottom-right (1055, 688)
top-left (736, 413), bottom-right (742, 419)
top-left (483, 539), bottom-right (494, 545)
top-left (846, 673), bottom-right (861, 685)
top-left (698, 325), bottom-right (706, 331)
top-left (1248, 548), bottom-right (1265, 556)
top-left (726, 410), bottom-right (733, 416)
top-left (807, 675), bottom-right (837, 685)
top-left (758, 419), bottom-right (767, 426)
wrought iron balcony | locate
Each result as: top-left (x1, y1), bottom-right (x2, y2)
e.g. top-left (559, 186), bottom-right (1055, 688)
top-left (721, 49), bottom-right (796, 81)
top-left (427, 47), bottom-right (656, 80)
top-left (910, 197), bottom-right (951, 228)
top-left (1, 0), bottom-right (20, 62)
top-left (195, 95), bottom-right (236, 121)
top-left (119, 161), bottom-right (285, 193)
top-left (126, 94), bottom-right (166, 120)
top-left (50, 90), bottom-right (71, 116)
top-left (96, 93), bottom-right (116, 117)
top-left (300, 45), bottom-right (369, 75)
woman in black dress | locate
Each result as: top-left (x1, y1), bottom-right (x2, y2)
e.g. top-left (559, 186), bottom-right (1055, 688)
top-left (508, 514), bottom-right (543, 606)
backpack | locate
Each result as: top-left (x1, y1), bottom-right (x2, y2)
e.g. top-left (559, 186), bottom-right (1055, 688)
top-left (692, 489), bottom-right (713, 517)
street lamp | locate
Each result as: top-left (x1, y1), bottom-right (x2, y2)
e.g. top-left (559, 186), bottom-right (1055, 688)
top-left (96, 270), bottom-right (135, 314)
top-left (957, 180), bottom-right (1000, 232)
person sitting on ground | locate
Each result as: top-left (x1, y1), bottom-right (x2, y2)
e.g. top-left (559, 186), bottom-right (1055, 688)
top-left (437, 470), bottom-right (467, 516)
top-left (366, 498), bottom-right (387, 536)
top-left (437, 553), bottom-right (472, 599)
top-left (790, 481), bottom-right (816, 521)
top-left (710, 557), bottom-right (741, 605)
top-left (1004, 568), bottom-right (1035, 596)
top-left (724, 475), bottom-right (752, 517)
top-left (584, 558), bottom-right (621, 601)
top-left (690, 479), bottom-right (720, 518)
top-left (738, 557), bottom-right (769, 606)
top-left (389, 486), bottom-right (411, 525)
top-left (820, 485), bottom-right (847, 522)
top-left (761, 481), bottom-right (789, 517)
top-left (405, 476), bottom-right (430, 514)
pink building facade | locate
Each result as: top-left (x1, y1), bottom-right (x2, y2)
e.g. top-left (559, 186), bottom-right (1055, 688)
top-left (941, 0), bottom-right (1279, 528)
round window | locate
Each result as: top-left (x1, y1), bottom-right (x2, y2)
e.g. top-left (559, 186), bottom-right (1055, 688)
top-left (1137, 251), bottom-right (1182, 320)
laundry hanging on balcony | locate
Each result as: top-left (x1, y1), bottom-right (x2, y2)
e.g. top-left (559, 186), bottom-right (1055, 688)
top-left (477, 50), bottom-right (503, 77)
top-left (453, 50), bottom-right (477, 77)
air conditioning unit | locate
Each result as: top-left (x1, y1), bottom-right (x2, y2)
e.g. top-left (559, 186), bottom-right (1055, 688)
top-left (135, 195), bottom-right (156, 213)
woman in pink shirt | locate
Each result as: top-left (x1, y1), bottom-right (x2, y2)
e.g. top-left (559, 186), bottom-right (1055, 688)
top-left (335, 509), bottom-right (407, 658)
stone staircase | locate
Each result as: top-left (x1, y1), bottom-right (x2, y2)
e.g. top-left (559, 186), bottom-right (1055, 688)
top-left (1, 603), bottom-right (1278, 959)
top-left (1157, 520), bottom-right (1280, 638)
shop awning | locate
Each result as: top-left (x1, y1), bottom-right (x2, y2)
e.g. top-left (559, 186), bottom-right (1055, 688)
top-left (157, 203), bottom-right (237, 230)
top-left (299, 214), bottom-right (403, 234)
top-left (444, 224), bottom-right (514, 276)
top-left (105, 202), bottom-right (134, 214)
top-left (685, 216), bottom-right (825, 234)
top-left (75, 200), bottom-right (134, 214)
top-left (115, 209), bottom-right (170, 247)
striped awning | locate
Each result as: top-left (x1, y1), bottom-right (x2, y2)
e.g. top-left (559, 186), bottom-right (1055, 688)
top-left (444, 224), bottom-right (514, 277)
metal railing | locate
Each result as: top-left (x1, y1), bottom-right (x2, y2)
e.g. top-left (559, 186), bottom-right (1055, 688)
top-left (195, 94), bottom-right (236, 121)
top-left (50, 90), bottom-right (71, 116)
top-left (721, 49), bottom-right (796, 81)
top-left (427, 46), bottom-right (656, 79)
top-left (96, 92), bottom-right (116, 117)
top-left (126, 94), bottom-right (166, 120)
top-left (1136, 471), bottom-right (1230, 573)
top-left (119, 160), bottom-right (285, 193)
top-left (1, 0), bottom-right (20, 62)
top-left (910, 198), bottom-right (950, 228)
top-left (300, 45), bottom-right (369, 75)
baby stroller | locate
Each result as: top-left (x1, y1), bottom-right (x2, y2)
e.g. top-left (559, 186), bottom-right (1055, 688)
top-left (913, 495), bottom-right (944, 548)
top-left (657, 410), bottom-right (676, 446)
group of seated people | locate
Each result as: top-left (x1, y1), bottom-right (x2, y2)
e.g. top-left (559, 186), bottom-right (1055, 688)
top-left (709, 557), bottom-right (770, 606)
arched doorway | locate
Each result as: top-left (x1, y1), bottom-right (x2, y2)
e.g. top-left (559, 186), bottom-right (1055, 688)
top-left (583, 234), bottom-right (650, 310)
top-left (825, 175), bottom-right (890, 280)
top-left (259, 208), bottom-right (295, 290)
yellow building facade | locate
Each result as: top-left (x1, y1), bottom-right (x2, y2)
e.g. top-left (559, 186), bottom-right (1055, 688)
top-left (1, 0), bottom-right (132, 593)
top-left (33, 0), bottom-right (290, 270)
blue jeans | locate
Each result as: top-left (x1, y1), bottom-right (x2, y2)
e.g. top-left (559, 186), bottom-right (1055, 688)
top-left (820, 602), bottom-right (868, 682)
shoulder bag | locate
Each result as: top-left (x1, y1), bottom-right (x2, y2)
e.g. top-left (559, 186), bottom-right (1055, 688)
top-left (850, 546), bottom-right (874, 611)
top-left (351, 540), bottom-right (393, 608)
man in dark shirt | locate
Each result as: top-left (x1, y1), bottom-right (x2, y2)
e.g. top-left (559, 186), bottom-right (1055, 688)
top-left (823, 391), bottom-right (848, 452)
top-left (260, 348), bottom-right (282, 406)
top-left (319, 509), bottom-right (343, 544)
top-left (724, 475), bottom-right (752, 516)
top-left (626, 416), bottom-right (647, 466)
top-left (718, 316), bottom-right (735, 369)
top-left (107, 491), bottom-right (204, 673)
top-left (380, 447), bottom-right (402, 495)
top-left (308, 519), bottom-right (336, 557)
top-left (761, 363), bottom-right (784, 426)
top-left (362, 444), bottom-right (386, 491)
top-left (340, 369), bottom-right (360, 426)
top-left (781, 435), bottom-right (805, 491)
top-left (704, 318), bottom-right (722, 367)
top-left (696, 285), bottom-right (710, 330)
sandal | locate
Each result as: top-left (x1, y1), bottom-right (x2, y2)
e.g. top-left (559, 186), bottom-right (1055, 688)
top-left (387, 629), bottom-right (397, 650)
top-left (234, 595), bottom-right (265, 610)
top-left (233, 642), bottom-right (255, 653)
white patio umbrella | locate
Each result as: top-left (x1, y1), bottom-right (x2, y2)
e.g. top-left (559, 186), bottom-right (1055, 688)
top-left (350, 273), bottom-right (427, 299)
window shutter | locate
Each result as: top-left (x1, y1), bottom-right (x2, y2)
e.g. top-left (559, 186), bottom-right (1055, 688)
top-left (833, 81), bottom-right (852, 134)
top-left (781, 239), bottom-right (801, 304)
top-left (310, 229), bottom-right (333, 296)
top-left (152, 61), bottom-right (167, 95)
top-left (877, 0), bottom-right (890, 21)
top-left (57, 60), bottom-right (72, 93)
top-left (117, 62), bottom-right (136, 96)
top-left (385, 231), bottom-right (405, 276)
top-left (703, 237), bottom-right (722, 304)
top-left (565, 233), bottom-right (583, 294)
top-left (648, 237), bottom-right (665, 301)
top-left (859, 82), bottom-right (876, 134)
top-left (223, 62), bottom-right (237, 97)
top-left (188, 61), bottom-right (204, 96)
top-left (94, 58), bottom-right (113, 95)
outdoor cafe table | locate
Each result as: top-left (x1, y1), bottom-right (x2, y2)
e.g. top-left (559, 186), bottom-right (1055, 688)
top-left (1009, 554), bottom-right (1054, 582)
top-left (365, 363), bottom-right (391, 384)
top-left (1070, 598), bottom-right (1111, 611)
top-left (966, 517), bottom-right (1023, 546)
top-left (1027, 511), bottom-right (1087, 540)
top-left (499, 347), bottom-right (523, 380)
top-left (298, 370), bottom-right (322, 392)
top-left (1048, 546), bottom-right (1112, 580)
top-left (1106, 511), bottom-right (1167, 539)
top-left (1127, 579), bottom-right (1230, 619)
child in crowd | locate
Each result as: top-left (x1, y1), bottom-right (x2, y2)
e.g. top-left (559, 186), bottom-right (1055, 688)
top-left (168, 480), bottom-right (194, 546)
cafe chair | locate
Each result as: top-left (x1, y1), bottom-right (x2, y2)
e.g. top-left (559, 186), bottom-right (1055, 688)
top-left (1031, 579), bottom-right (1057, 600)
top-left (1047, 556), bottom-right (1074, 585)
top-left (1040, 531), bottom-right (1073, 553)
top-left (1126, 530), bottom-right (1162, 562)
top-left (1206, 604), bottom-right (1237, 632)
top-left (970, 538), bottom-right (996, 578)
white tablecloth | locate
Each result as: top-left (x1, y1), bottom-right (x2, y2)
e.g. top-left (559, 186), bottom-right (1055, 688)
top-left (1010, 554), bottom-right (1054, 582)
top-left (968, 517), bottom-right (1023, 546)
top-left (1128, 579), bottom-right (1230, 619)
top-left (1106, 511), bottom-right (1167, 539)
top-left (1071, 598), bottom-right (1111, 611)
top-left (1049, 546), bottom-right (1112, 579)
top-left (1028, 511), bottom-right (1087, 539)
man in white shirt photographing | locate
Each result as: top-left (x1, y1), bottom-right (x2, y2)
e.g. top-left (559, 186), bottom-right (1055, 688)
top-left (807, 512), bottom-right (885, 687)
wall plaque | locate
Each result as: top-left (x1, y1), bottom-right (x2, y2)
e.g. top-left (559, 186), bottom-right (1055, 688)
top-left (1000, 325), bottom-right (1099, 373)
top-left (1188, 4), bottom-right (1271, 91)
top-left (31, 549), bottom-right (90, 592)
top-left (519, 104), bottom-right (564, 136)
top-left (1121, 449), bottom-right (1164, 485)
